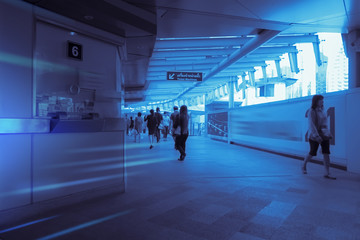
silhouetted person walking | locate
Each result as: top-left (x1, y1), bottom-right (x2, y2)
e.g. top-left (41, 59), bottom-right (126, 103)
top-left (162, 112), bottom-right (170, 141)
top-left (155, 107), bottom-right (163, 143)
top-left (145, 109), bottom-right (157, 149)
top-left (170, 106), bottom-right (180, 149)
top-left (302, 95), bottom-right (336, 179)
top-left (134, 112), bottom-right (144, 143)
top-left (129, 116), bottom-right (134, 135)
top-left (173, 105), bottom-right (189, 161)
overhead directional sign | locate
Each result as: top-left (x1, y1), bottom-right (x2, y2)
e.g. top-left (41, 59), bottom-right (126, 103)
top-left (167, 72), bottom-right (203, 81)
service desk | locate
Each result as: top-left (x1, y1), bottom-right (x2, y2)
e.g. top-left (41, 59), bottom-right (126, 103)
top-left (0, 118), bottom-right (125, 210)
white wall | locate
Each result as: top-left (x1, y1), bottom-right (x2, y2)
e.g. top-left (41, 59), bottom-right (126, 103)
top-left (229, 90), bottom-right (349, 168)
top-left (345, 88), bottom-right (360, 173)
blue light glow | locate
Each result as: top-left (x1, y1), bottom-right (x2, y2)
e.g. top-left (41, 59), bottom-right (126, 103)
top-left (0, 51), bottom-right (32, 67)
top-left (0, 172), bottom-right (140, 198)
top-left (0, 119), bottom-right (49, 134)
top-left (68, 144), bottom-right (123, 153)
top-left (0, 215), bottom-right (58, 234)
top-left (13, 174), bottom-right (123, 195)
top-left (37, 210), bottom-right (132, 240)
top-left (81, 157), bottom-right (171, 172)
top-left (43, 156), bottom-right (123, 169)
top-left (0, 51), bottom-right (74, 73)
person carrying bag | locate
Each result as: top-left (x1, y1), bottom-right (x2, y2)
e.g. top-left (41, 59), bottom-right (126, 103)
top-left (302, 95), bottom-right (336, 179)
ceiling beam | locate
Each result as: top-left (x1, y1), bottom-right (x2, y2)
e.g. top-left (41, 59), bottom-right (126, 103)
top-left (149, 56), bottom-right (281, 66)
top-left (154, 34), bottom-right (319, 49)
top-left (151, 45), bottom-right (296, 58)
top-left (147, 62), bottom-right (266, 72)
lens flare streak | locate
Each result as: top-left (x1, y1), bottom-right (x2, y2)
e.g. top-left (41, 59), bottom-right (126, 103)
top-left (13, 174), bottom-right (123, 195)
top-left (0, 216), bottom-right (58, 234)
top-left (42, 156), bottom-right (123, 169)
top-left (81, 157), bottom-right (171, 172)
top-left (36, 210), bottom-right (132, 240)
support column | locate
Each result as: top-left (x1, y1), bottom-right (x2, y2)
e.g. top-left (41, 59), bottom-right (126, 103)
top-left (248, 70), bottom-right (256, 86)
top-left (228, 77), bottom-right (235, 109)
top-left (275, 59), bottom-right (282, 78)
top-left (344, 30), bottom-right (360, 89)
top-left (288, 52), bottom-right (300, 73)
top-left (343, 30), bottom-right (360, 173)
top-left (204, 94), bottom-right (209, 137)
top-left (227, 77), bottom-right (236, 144)
top-left (312, 39), bottom-right (322, 66)
top-left (241, 73), bottom-right (247, 100)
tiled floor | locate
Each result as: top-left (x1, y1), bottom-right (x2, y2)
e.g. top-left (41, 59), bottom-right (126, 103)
top-left (1, 136), bottom-right (360, 240)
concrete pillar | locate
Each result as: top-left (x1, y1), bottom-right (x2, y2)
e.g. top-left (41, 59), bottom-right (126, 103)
top-left (312, 40), bottom-right (322, 66)
top-left (248, 71), bottom-right (255, 86)
top-left (204, 94), bottom-right (209, 137)
top-left (227, 77), bottom-right (237, 144)
top-left (228, 78), bottom-right (235, 109)
top-left (261, 65), bottom-right (268, 82)
top-left (343, 30), bottom-right (360, 173)
top-left (288, 52), bottom-right (300, 73)
top-left (275, 60), bottom-right (282, 78)
top-left (241, 73), bottom-right (247, 99)
top-left (344, 30), bottom-right (360, 89)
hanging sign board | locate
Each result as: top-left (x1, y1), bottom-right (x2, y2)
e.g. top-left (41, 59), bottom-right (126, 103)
top-left (167, 72), bottom-right (202, 81)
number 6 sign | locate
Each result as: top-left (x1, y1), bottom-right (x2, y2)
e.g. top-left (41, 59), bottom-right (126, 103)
top-left (67, 41), bottom-right (82, 60)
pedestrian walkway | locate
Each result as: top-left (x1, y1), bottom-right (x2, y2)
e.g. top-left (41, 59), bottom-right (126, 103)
top-left (1, 136), bottom-right (360, 240)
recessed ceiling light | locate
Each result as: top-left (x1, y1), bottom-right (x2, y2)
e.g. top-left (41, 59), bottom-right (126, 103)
top-left (84, 15), bottom-right (94, 20)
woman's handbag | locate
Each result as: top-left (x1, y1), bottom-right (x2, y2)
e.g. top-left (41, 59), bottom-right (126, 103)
top-left (173, 125), bottom-right (181, 136)
top-left (314, 109), bottom-right (332, 141)
top-left (319, 127), bottom-right (332, 140)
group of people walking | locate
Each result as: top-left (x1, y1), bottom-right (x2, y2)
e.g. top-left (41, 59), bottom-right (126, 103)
top-left (126, 105), bottom-right (190, 161)
top-left (125, 94), bottom-right (336, 176)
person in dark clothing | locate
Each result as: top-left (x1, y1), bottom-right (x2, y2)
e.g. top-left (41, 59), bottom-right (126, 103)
top-left (129, 116), bottom-right (134, 135)
top-left (145, 109), bottom-right (157, 149)
top-left (170, 106), bottom-right (180, 149)
top-left (155, 107), bottom-right (163, 143)
top-left (173, 105), bottom-right (189, 161)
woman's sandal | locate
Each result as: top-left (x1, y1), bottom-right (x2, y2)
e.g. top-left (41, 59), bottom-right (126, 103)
top-left (324, 175), bottom-right (336, 180)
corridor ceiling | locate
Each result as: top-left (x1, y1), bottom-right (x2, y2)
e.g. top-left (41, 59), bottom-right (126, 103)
top-left (24, 0), bottom-right (360, 109)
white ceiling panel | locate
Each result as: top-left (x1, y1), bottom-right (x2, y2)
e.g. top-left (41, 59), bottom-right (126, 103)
top-left (25, 0), bottom-right (359, 107)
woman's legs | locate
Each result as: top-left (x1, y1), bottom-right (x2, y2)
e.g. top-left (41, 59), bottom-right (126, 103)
top-left (181, 134), bottom-right (188, 156)
top-left (176, 134), bottom-right (188, 160)
top-left (163, 126), bottom-right (168, 140)
top-left (322, 154), bottom-right (336, 179)
top-left (303, 140), bottom-right (319, 174)
top-left (149, 133), bottom-right (154, 148)
top-left (135, 131), bottom-right (141, 143)
top-left (302, 154), bottom-right (312, 174)
top-left (323, 153), bottom-right (330, 176)
top-left (175, 135), bottom-right (184, 159)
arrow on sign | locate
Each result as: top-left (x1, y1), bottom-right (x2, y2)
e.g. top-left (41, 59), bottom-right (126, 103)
top-left (169, 73), bottom-right (175, 80)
